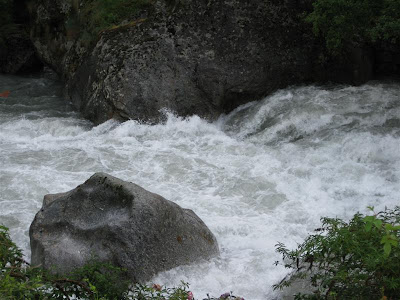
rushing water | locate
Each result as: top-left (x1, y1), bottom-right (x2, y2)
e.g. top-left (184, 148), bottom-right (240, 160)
top-left (1, 71), bottom-right (399, 299)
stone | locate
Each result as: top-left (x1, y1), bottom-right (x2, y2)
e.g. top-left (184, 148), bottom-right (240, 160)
top-left (27, 0), bottom-right (315, 124)
top-left (30, 172), bottom-right (219, 282)
top-left (29, 0), bottom-right (384, 125)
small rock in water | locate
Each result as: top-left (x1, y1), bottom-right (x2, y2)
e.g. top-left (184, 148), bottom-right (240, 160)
top-left (29, 172), bottom-right (219, 282)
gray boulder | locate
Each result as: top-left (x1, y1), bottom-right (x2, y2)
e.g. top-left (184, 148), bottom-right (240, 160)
top-left (29, 0), bottom-right (384, 125)
top-left (25, 0), bottom-right (338, 124)
top-left (30, 173), bottom-right (219, 282)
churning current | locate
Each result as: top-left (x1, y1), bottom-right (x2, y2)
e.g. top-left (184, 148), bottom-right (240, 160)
top-left (1, 71), bottom-right (399, 299)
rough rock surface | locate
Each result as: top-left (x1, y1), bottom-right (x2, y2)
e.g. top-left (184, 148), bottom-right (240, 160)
top-left (30, 173), bottom-right (219, 282)
top-left (29, 0), bottom-right (379, 124)
top-left (66, 0), bottom-right (319, 124)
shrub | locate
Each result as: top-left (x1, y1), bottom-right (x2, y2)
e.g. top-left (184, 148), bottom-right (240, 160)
top-left (62, 0), bottom-right (153, 47)
top-left (0, 225), bottom-right (244, 299)
top-left (77, 0), bottom-right (153, 41)
top-left (0, 225), bottom-right (129, 299)
top-left (0, 224), bottom-right (188, 299)
top-left (273, 207), bottom-right (400, 299)
top-left (371, 0), bottom-right (400, 44)
top-left (306, 0), bottom-right (400, 54)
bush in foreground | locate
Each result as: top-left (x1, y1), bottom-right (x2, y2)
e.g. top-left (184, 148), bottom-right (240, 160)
top-left (274, 207), bottom-right (400, 299)
top-left (0, 225), bottom-right (243, 300)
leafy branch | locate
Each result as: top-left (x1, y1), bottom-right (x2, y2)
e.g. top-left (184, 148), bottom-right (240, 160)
top-left (274, 207), bottom-right (400, 299)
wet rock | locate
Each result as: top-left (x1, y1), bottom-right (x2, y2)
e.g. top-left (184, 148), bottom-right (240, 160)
top-left (30, 172), bottom-right (219, 282)
top-left (29, 0), bottom-right (377, 124)
top-left (29, 0), bottom-right (318, 124)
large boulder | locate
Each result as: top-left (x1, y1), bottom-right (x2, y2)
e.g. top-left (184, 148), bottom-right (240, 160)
top-left (65, 0), bottom-right (318, 124)
top-left (30, 173), bottom-right (219, 282)
top-left (27, 0), bottom-right (314, 124)
top-left (29, 0), bottom-right (381, 125)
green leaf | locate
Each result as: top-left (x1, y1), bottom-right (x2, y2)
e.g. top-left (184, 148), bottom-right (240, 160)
top-left (274, 206), bottom-right (400, 298)
top-left (385, 223), bottom-right (394, 230)
top-left (364, 216), bottom-right (375, 223)
top-left (389, 239), bottom-right (398, 247)
top-left (373, 219), bottom-right (383, 229)
top-left (384, 242), bottom-right (392, 257)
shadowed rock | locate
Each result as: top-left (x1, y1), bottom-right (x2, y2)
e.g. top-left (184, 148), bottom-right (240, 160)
top-left (29, 0), bottom-right (400, 125)
top-left (30, 172), bottom-right (219, 282)
top-left (26, 0), bottom-right (320, 124)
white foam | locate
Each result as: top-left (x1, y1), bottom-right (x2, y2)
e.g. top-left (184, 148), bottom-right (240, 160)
top-left (1, 76), bottom-right (399, 299)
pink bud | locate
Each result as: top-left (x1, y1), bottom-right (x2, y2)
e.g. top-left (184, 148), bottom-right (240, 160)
top-left (187, 291), bottom-right (194, 300)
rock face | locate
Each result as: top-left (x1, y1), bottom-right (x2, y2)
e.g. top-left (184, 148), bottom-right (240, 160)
top-left (29, 0), bottom-right (384, 124)
top-left (28, 0), bottom-right (310, 124)
top-left (30, 173), bottom-right (219, 282)
top-left (66, 0), bottom-right (318, 124)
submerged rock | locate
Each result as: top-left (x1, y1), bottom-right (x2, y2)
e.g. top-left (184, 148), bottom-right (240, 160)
top-left (30, 173), bottom-right (219, 282)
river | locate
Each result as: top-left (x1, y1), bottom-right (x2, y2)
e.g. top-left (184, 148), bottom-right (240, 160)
top-left (1, 70), bottom-right (399, 299)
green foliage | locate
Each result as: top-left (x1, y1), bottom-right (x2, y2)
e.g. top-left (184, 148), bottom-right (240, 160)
top-left (1, 225), bottom-right (175, 299)
top-left (61, 260), bottom-right (131, 299)
top-left (130, 282), bottom-right (192, 299)
top-left (306, 0), bottom-right (400, 54)
top-left (273, 207), bottom-right (400, 299)
top-left (1, 225), bottom-right (244, 300)
top-left (73, 0), bottom-right (153, 45)
top-left (364, 206), bottom-right (400, 257)
top-left (0, 225), bottom-right (49, 299)
top-left (371, 0), bottom-right (400, 44)
top-left (0, 225), bottom-right (127, 299)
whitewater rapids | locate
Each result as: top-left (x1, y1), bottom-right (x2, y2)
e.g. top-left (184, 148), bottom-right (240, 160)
top-left (1, 71), bottom-right (399, 299)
